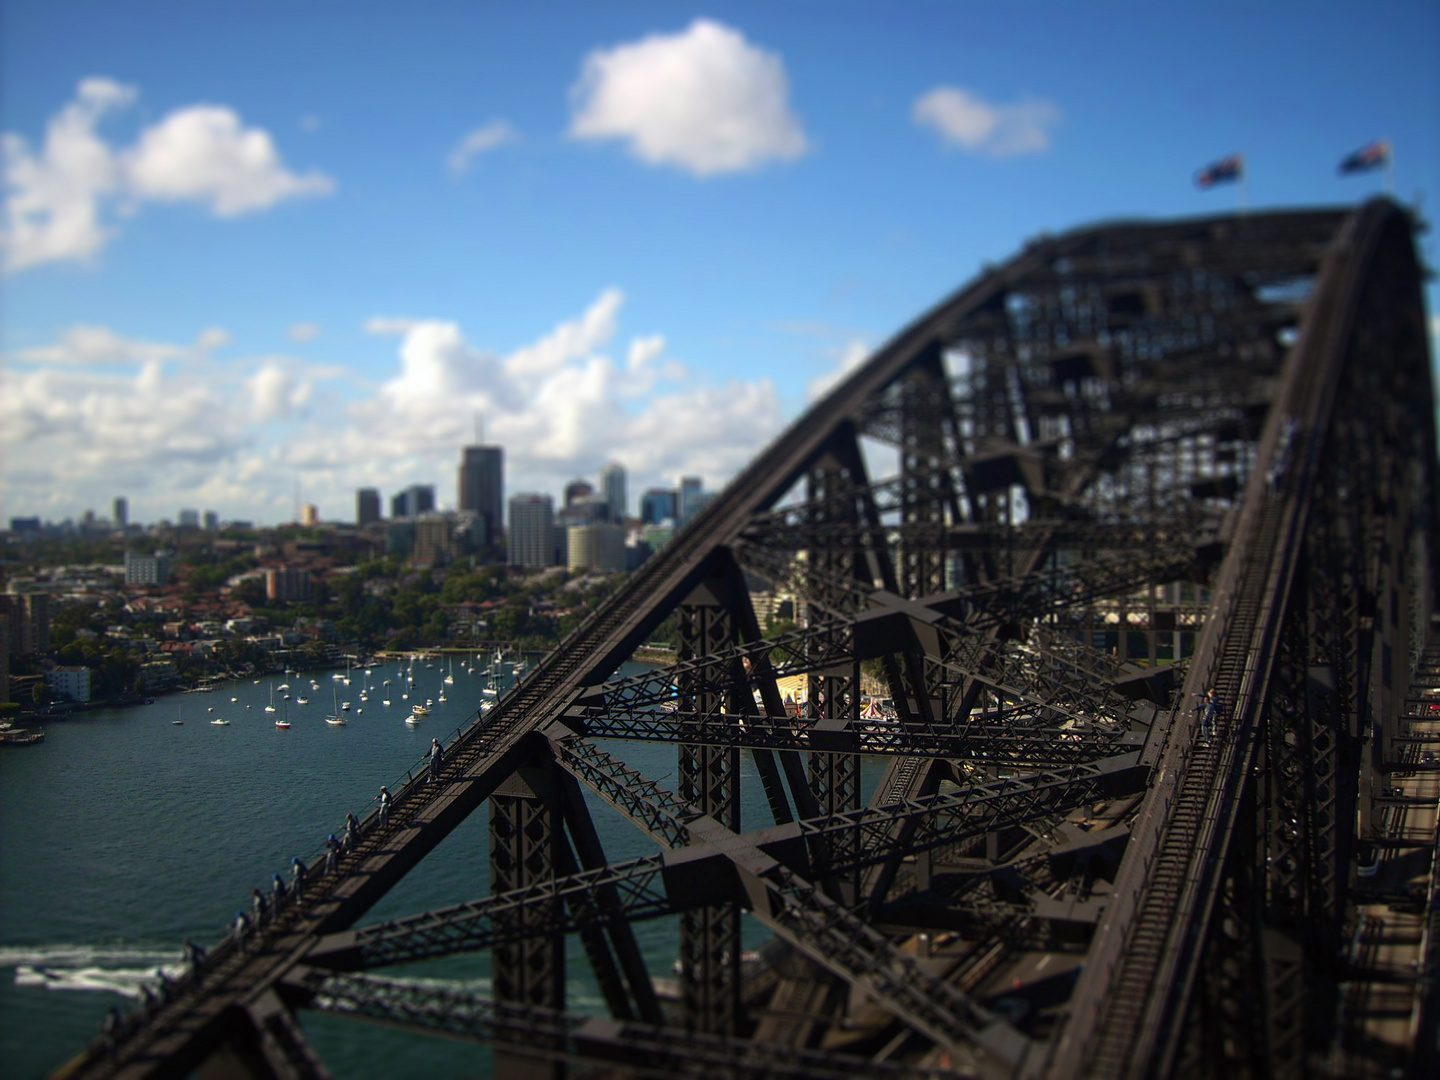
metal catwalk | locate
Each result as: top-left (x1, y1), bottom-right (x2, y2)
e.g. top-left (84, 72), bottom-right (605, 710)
top-left (57, 198), bottom-right (1438, 1080)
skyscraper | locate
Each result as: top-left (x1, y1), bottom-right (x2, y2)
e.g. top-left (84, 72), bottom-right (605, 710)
top-left (391, 485), bottom-right (435, 519)
top-left (599, 462), bottom-right (627, 524)
top-left (113, 496), bottom-right (128, 531)
top-left (678, 477), bottom-right (704, 525)
top-left (458, 445), bottom-right (504, 546)
top-left (563, 479), bottom-right (594, 507)
top-left (508, 493), bottom-right (555, 569)
top-left (640, 488), bottom-right (677, 525)
top-left (357, 488), bottom-right (381, 526)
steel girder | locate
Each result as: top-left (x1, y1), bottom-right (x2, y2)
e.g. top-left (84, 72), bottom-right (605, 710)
top-left (296, 971), bottom-right (966, 1080)
top-left (61, 201), bottom-right (1438, 1080)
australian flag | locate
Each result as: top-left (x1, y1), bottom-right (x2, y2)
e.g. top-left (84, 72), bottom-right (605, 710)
top-left (1339, 139), bottom-right (1390, 174)
top-left (1195, 154), bottom-right (1244, 189)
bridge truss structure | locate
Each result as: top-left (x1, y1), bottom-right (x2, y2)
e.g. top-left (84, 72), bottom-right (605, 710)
top-left (64, 198), bottom-right (1438, 1080)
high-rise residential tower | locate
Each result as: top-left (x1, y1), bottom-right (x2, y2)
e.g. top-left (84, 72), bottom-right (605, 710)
top-left (508, 493), bottom-right (555, 569)
top-left (113, 497), bottom-right (128, 531)
top-left (599, 462), bottom-right (627, 524)
top-left (458, 445), bottom-right (504, 547)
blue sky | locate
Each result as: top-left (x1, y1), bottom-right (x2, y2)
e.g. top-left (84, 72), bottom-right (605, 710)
top-left (3, 1), bottom-right (1436, 527)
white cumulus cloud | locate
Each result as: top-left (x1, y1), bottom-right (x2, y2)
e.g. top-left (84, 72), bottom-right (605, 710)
top-left (123, 105), bottom-right (333, 215)
top-left (448, 121), bottom-right (518, 174)
top-left (2, 79), bottom-right (334, 271)
top-left (912, 86), bottom-right (1059, 157)
top-left (569, 19), bottom-right (808, 176)
top-left (2, 78), bottom-right (134, 270)
top-left (247, 361), bottom-right (313, 422)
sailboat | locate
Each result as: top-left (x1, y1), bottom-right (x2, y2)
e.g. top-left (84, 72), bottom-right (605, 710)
top-left (264, 683), bottom-right (276, 713)
top-left (275, 700), bottom-right (291, 729)
top-left (173, 705), bottom-right (184, 725)
top-left (325, 687), bottom-right (346, 725)
top-left (444, 657), bottom-right (455, 686)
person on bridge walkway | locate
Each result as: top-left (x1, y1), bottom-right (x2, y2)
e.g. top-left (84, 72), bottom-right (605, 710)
top-left (324, 834), bottom-right (342, 875)
top-left (232, 910), bottom-right (249, 952)
top-left (1195, 688), bottom-right (1222, 742)
top-left (344, 812), bottom-right (361, 853)
top-left (291, 857), bottom-right (309, 901)
top-left (271, 873), bottom-right (288, 915)
top-left (153, 967), bottom-right (174, 1006)
top-left (427, 737), bottom-right (444, 783)
top-left (376, 785), bottom-right (392, 828)
top-left (250, 886), bottom-right (268, 926)
top-left (102, 1005), bottom-right (122, 1053)
top-left (181, 938), bottom-right (206, 972)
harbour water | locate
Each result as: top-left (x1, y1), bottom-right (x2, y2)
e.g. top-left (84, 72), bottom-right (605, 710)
top-left (0, 660), bottom-right (880, 1078)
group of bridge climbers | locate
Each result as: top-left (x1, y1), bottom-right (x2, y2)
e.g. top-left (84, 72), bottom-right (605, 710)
top-left (94, 758), bottom-right (442, 1060)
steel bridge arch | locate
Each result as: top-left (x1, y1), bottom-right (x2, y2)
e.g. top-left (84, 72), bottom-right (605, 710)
top-left (59, 198), bottom-right (1437, 1080)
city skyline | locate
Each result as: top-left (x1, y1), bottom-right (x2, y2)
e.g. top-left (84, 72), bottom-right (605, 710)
top-left (2, 3), bottom-right (1435, 526)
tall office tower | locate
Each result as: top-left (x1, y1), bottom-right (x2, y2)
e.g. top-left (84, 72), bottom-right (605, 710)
top-left (357, 488), bottom-right (381, 526)
top-left (391, 485), bottom-right (436, 519)
top-left (508, 493), bottom-right (555, 569)
top-left (178, 508), bottom-right (200, 528)
top-left (457, 445), bottom-right (504, 546)
top-left (113, 497), bottom-right (128, 531)
top-left (678, 476), bottom-right (704, 525)
top-left (640, 488), bottom-right (677, 525)
top-left (563, 479), bottom-right (594, 507)
top-left (599, 461), bottom-right (627, 524)
top-left (202, 510), bottom-right (218, 530)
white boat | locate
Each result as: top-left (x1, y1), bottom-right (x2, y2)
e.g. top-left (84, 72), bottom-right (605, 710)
top-left (326, 716), bottom-right (346, 726)
top-left (411, 703), bottom-right (429, 717)
top-left (173, 706), bottom-right (184, 725)
top-left (341, 701), bottom-right (351, 712)
top-left (230, 696), bottom-right (238, 702)
top-left (275, 719), bottom-right (291, 729)
top-left (382, 699), bottom-right (391, 706)
top-left (444, 657), bottom-right (455, 686)
top-left (210, 718), bottom-right (229, 726)
top-left (405, 715), bottom-right (421, 725)
top-left (264, 683), bottom-right (276, 713)
top-left (296, 696), bottom-right (308, 705)
top-left (278, 683), bottom-right (291, 691)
